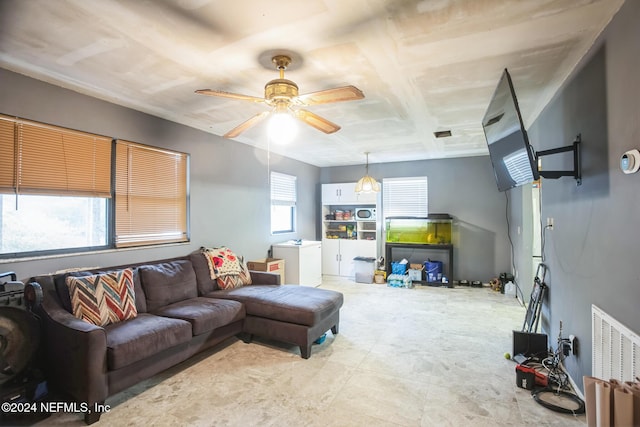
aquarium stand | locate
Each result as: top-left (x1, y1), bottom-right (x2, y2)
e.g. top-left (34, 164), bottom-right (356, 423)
top-left (384, 243), bottom-right (454, 286)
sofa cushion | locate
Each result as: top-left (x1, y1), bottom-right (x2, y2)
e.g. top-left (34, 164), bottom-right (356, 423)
top-left (152, 297), bottom-right (245, 336)
top-left (55, 271), bottom-right (91, 313)
top-left (66, 269), bottom-right (137, 326)
top-left (139, 260), bottom-right (197, 312)
top-left (104, 313), bottom-right (192, 370)
top-left (207, 285), bottom-right (344, 327)
top-left (189, 251), bottom-right (218, 294)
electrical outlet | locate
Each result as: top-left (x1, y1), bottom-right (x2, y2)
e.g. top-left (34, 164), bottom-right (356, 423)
top-left (546, 217), bottom-right (554, 229)
top-left (569, 335), bottom-right (577, 356)
top-left (560, 334), bottom-right (577, 357)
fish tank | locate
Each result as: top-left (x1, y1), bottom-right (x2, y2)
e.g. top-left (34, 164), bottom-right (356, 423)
top-left (385, 214), bottom-right (452, 245)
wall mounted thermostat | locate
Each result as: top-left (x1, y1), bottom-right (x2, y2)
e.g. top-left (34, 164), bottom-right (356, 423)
top-left (620, 149), bottom-right (640, 174)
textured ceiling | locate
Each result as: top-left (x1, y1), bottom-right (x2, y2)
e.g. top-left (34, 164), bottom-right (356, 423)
top-left (0, 0), bottom-right (624, 167)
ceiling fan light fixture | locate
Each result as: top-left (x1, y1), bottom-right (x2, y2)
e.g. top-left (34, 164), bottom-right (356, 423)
top-left (267, 107), bottom-right (298, 144)
top-left (195, 53), bottom-right (364, 139)
top-left (355, 152), bottom-right (380, 193)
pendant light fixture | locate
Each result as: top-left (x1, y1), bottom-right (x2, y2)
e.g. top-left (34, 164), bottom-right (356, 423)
top-left (355, 152), bottom-right (380, 193)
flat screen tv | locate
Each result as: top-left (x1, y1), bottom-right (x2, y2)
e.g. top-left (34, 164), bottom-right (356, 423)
top-left (482, 68), bottom-right (539, 192)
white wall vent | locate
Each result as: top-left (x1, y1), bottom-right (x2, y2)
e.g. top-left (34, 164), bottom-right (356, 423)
top-left (592, 305), bottom-right (640, 381)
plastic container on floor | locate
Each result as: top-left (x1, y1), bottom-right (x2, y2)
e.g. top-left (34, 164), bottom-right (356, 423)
top-left (353, 256), bottom-right (376, 283)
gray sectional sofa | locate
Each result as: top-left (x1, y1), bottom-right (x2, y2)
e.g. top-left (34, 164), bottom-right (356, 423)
top-left (32, 251), bottom-right (343, 424)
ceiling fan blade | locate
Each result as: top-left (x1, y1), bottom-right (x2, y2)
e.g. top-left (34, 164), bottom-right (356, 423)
top-left (195, 89), bottom-right (265, 103)
top-left (223, 111), bottom-right (270, 138)
top-left (295, 109), bottom-right (341, 134)
top-left (296, 85), bottom-right (364, 105)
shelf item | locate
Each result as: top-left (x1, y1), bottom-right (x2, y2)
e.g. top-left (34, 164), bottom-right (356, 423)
top-left (334, 209), bottom-right (353, 220)
top-left (324, 219), bottom-right (362, 240)
top-left (272, 240), bottom-right (322, 287)
top-left (385, 243), bottom-right (454, 285)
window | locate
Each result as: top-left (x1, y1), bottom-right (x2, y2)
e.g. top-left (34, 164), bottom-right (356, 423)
top-left (114, 140), bottom-right (189, 247)
top-left (1, 195), bottom-right (107, 254)
top-left (0, 114), bottom-right (190, 257)
top-left (0, 114), bottom-right (111, 256)
top-left (270, 171), bottom-right (296, 234)
top-left (382, 177), bottom-right (429, 218)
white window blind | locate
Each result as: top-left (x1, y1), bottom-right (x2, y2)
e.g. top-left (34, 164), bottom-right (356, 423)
top-left (382, 177), bottom-right (428, 218)
top-left (270, 172), bottom-right (297, 234)
top-left (270, 172), bottom-right (297, 206)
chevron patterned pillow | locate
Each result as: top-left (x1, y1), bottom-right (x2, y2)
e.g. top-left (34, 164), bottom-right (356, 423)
top-left (66, 269), bottom-right (138, 326)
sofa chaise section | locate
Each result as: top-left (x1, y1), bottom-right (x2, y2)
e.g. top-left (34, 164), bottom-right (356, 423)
top-left (206, 285), bottom-right (343, 359)
top-left (189, 251), bottom-right (344, 359)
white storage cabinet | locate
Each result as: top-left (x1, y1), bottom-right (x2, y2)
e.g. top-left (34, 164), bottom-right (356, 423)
top-left (272, 240), bottom-right (322, 287)
top-left (321, 182), bottom-right (379, 278)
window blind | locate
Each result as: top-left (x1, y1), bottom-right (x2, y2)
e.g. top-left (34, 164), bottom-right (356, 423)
top-left (114, 140), bottom-right (189, 247)
top-left (0, 114), bottom-right (111, 197)
top-left (0, 118), bottom-right (15, 193)
top-left (382, 177), bottom-right (429, 218)
top-left (270, 172), bottom-right (297, 206)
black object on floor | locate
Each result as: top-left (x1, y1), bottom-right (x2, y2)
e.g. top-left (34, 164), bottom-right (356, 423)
top-left (512, 330), bottom-right (548, 361)
top-left (522, 263), bottom-right (547, 333)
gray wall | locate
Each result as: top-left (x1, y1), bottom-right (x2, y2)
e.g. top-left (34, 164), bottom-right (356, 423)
top-left (522, 0), bottom-right (640, 390)
top-left (0, 68), bottom-right (320, 280)
top-left (320, 156), bottom-right (512, 282)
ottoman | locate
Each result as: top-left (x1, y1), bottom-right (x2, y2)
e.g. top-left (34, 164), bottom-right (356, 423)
top-left (207, 285), bottom-right (343, 358)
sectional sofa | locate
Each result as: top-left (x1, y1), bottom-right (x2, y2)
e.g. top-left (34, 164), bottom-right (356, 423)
top-left (31, 250), bottom-right (343, 424)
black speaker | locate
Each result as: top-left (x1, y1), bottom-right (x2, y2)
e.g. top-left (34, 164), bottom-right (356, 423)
top-left (512, 331), bottom-right (548, 361)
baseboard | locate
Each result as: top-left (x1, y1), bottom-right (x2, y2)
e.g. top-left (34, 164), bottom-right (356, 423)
top-left (560, 361), bottom-right (585, 400)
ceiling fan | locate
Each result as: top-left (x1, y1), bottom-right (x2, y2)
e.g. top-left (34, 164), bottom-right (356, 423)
top-left (195, 55), bottom-right (365, 139)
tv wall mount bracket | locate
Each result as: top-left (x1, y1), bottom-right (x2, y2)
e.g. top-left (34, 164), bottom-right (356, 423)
top-left (536, 133), bottom-right (582, 186)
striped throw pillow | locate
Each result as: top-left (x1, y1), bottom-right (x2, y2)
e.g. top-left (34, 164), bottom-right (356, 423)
top-left (66, 269), bottom-right (137, 326)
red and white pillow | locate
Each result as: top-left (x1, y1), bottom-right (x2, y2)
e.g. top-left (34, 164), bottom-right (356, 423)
top-left (201, 247), bottom-right (252, 290)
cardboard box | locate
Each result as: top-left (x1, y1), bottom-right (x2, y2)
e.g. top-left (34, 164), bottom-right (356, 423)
top-left (374, 270), bottom-right (387, 284)
top-left (408, 269), bottom-right (423, 281)
top-left (247, 258), bottom-right (285, 284)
